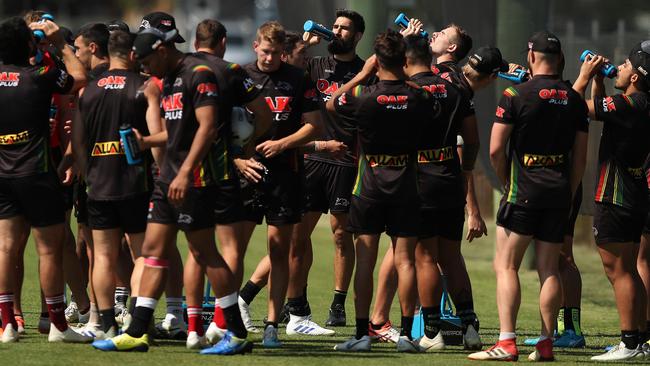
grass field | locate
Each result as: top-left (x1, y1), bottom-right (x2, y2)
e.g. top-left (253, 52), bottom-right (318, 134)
top-left (1, 216), bottom-right (633, 365)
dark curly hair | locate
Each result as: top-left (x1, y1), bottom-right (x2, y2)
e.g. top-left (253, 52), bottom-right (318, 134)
top-left (0, 16), bottom-right (32, 65)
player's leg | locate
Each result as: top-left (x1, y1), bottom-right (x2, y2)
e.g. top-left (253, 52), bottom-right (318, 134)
top-left (415, 236), bottom-right (444, 350)
top-left (237, 220), bottom-right (264, 333)
top-left (0, 215), bottom-right (28, 343)
top-left (638, 232), bottom-right (650, 346)
top-left (327, 212), bottom-right (355, 325)
top-left (156, 244), bottom-right (186, 339)
top-left (369, 246), bottom-right (399, 343)
top-left (11, 219), bottom-right (29, 334)
top-left (90, 227), bottom-right (122, 337)
top-left (393, 235), bottom-right (419, 351)
top-left (263, 223), bottom-right (293, 347)
top-left (554, 234), bottom-right (585, 347)
top-left (352, 234), bottom-right (380, 337)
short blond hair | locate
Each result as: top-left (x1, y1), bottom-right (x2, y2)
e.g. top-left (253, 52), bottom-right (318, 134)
top-left (256, 21), bottom-right (285, 45)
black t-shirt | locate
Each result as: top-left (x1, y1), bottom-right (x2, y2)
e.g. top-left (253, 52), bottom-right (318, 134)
top-left (411, 71), bottom-right (470, 208)
top-left (433, 60), bottom-right (476, 117)
top-left (160, 55), bottom-right (223, 186)
top-left (193, 52), bottom-right (260, 177)
top-left (304, 55), bottom-right (365, 167)
top-left (333, 80), bottom-right (439, 203)
top-left (0, 62), bottom-right (73, 178)
top-left (79, 69), bottom-right (152, 200)
top-left (495, 75), bottom-right (589, 209)
top-left (593, 92), bottom-right (650, 211)
top-left (244, 61), bottom-right (319, 172)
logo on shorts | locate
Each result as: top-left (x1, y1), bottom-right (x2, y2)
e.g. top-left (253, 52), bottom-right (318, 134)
top-left (335, 197), bottom-right (350, 207)
top-left (178, 213), bottom-right (193, 224)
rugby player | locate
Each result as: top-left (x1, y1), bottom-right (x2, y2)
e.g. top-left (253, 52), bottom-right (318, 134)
top-left (572, 42), bottom-right (650, 361)
top-left (639, 156), bottom-right (650, 353)
top-left (92, 21), bottom-right (251, 355)
top-left (468, 32), bottom-right (588, 362)
top-left (73, 30), bottom-right (157, 339)
top-left (234, 21), bottom-right (322, 347)
top-left (326, 30), bottom-right (439, 352)
top-left (0, 15), bottom-right (91, 343)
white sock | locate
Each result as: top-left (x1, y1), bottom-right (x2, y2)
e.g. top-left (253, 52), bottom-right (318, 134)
top-left (166, 297), bottom-right (183, 318)
top-left (499, 332), bottom-right (516, 341)
top-left (135, 297), bottom-right (158, 310)
top-left (217, 292), bottom-right (238, 309)
top-left (88, 302), bottom-right (100, 326)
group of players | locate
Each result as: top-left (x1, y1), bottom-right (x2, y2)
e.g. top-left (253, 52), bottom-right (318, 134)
top-left (0, 6), bottom-right (649, 362)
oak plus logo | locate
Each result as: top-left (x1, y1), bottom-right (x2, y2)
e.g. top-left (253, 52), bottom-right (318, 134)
top-left (376, 95), bottom-right (408, 110)
top-left (422, 84), bottom-right (448, 99)
top-left (162, 92), bottom-right (183, 120)
top-left (97, 75), bottom-right (126, 90)
top-left (316, 79), bottom-right (340, 101)
top-left (0, 72), bottom-right (20, 87)
top-left (602, 96), bottom-right (616, 112)
top-left (265, 96), bottom-right (292, 121)
top-left (197, 82), bottom-right (218, 97)
top-left (538, 88), bottom-right (568, 105)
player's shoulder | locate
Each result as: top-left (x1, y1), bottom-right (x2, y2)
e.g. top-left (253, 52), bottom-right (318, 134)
top-left (183, 55), bottom-right (216, 75)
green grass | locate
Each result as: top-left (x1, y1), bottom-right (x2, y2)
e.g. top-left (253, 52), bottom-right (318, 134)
top-left (2, 217), bottom-right (632, 365)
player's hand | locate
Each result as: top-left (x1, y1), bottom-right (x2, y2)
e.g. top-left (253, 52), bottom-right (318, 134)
top-left (302, 32), bottom-right (321, 46)
top-left (466, 213), bottom-right (488, 242)
top-left (400, 18), bottom-right (423, 37)
top-left (508, 63), bottom-right (525, 73)
top-left (578, 54), bottom-right (604, 80)
top-left (57, 156), bottom-right (75, 185)
top-left (360, 54), bottom-right (378, 77)
top-left (256, 139), bottom-right (287, 159)
top-left (323, 140), bottom-right (347, 158)
top-left (63, 119), bottom-right (72, 135)
top-left (132, 128), bottom-right (146, 150)
top-left (234, 157), bottom-right (266, 183)
top-left (168, 173), bottom-right (190, 206)
top-left (29, 19), bottom-right (65, 49)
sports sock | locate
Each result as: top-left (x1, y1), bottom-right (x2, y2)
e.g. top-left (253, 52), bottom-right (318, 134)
top-left (126, 297), bottom-right (157, 338)
top-left (355, 318), bottom-right (369, 339)
top-left (557, 307), bottom-right (565, 335)
top-left (621, 330), bottom-right (639, 350)
top-left (330, 290), bottom-right (347, 308)
top-left (115, 287), bottom-right (129, 307)
top-left (239, 281), bottom-right (262, 305)
top-left (213, 305), bottom-right (227, 329)
top-left (400, 316), bottom-right (414, 339)
top-left (264, 321), bottom-right (278, 330)
top-left (421, 306), bottom-right (441, 339)
top-left (370, 321), bottom-right (386, 330)
top-left (128, 297), bottom-right (137, 314)
top-left (166, 297), bottom-right (183, 320)
top-left (499, 332), bottom-right (516, 341)
top-left (302, 285), bottom-right (308, 302)
top-left (287, 296), bottom-right (309, 317)
top-left (565, 307), bottom-right (582, 336)
top-left (45, 294), bottom-right (68, 331)
top-left (88, 302), bottom-right (100, 326)
top-left (99, 308), bottom-right (117, 332)
top-left (639, 329), bottom-right (649, 344)
top-left (187, 306), bottom-right (204, 336)
top-left (220, 293), bottom-right (247, 339)
top-left (0, 293), bottom-right (17, 328)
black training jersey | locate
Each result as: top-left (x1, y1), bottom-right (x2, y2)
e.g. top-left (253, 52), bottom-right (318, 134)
top-left (244, 61), bottom-right (319, 172)
top-left (333, 80), bottom-right (439, 203)
top-left (433, 60), bottom-right (476, 116)
top-left (0, 62), bottom-right (73, 178)
top-left (79, 69), bottom-right (152, 200)
top-left (193, 52), bottom-right (260, 176)
top-left (304, 55), bottom-right (365, 167)
top-left (593, 92), bottom-right (650, 211)
top-left (495, 75), bottom-right (589, 209)
top-left (411, 71), bottom-right (471, 208)
top-left (160, 55), bottom-right (223, 187)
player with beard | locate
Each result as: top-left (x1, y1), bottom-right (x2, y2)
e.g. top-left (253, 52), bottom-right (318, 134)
top-left (326, 30), bottom-right (439, 353)
top-left (234, 21), bottom-right (321, 348)
top-left (180, 19), bottom-right (273, 349)
top-left (93, 24), bottom-right (251, 355)
top-left (573, 43), bottom-right (650, 361)
top-left (0, 16), bottom-right (92, 343)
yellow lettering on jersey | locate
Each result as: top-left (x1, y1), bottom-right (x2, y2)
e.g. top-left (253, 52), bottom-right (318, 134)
top-left (366, 154), bottom-right (408, 167)
top-left (0, 130), bottom-right (30, 145)
top-left (417, 146), bottom-right (454, 163)
top-left (628, 167), bottom-right (644, 179)
top-left (523, 154), bottom-right (564, 167)
top-left (92, 141), bottom-right (124, 156)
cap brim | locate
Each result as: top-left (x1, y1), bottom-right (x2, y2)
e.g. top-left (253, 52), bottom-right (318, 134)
top-left (173, 33), bottom-right (185, 43)
top-left (499, 59), bottom-right (509, 72)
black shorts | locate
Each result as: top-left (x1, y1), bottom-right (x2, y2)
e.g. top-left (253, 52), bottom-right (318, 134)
top-left (593, 202), bottom-right (646, 245)
top-left (240, 167), bottom-right (302, 226)
top-left (214, 178), bottom-right (245, 225)
top-left (496, 201), bottom-right (568, 243)
top-left (347, 195), bottom-right (420, 237)
top-left (565, 184), bottom-right (583, 237)
top-left (87, 193), bottom-right (151, 233)
top-left (147, 181), bottom-right (217, 232)
top-left (303, 159), bottom-right (355, 214)
top-left (73, 181), bottom-right (88, 224)
top-left (419, 206), bottom-right (465, 241)
top-left (0, 172), bottom-right (65, 227)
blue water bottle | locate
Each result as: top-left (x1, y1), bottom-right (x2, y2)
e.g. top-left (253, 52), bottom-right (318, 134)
top-left (580, 50), bottom-right (617, 78)
top-left (497, 68), bottom-right (529, 84)
top-left (33, 13), bottom-right (54, 42)
top-left (303, 20), bottom-right (335, 41)
top-left (394, 13), bottom-right (428, 38)
top-left (119, 124), bottom-right (142, 165)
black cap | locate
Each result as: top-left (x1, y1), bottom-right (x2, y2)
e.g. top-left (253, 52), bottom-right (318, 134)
top-left (528, 31), bottom-right (561, 54)
top-left (59, 26), bottom-right (75, 46)
top-left (132, 27), bottom-right (178, 60)
top-left (107, 20), bottom-right (130, 34)
top-left (629, 41), bottom-right (650, 81)
top-left (139, 12), bottom-right (184, 43)
top-left (468, 46), bottom-right (509, 74)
